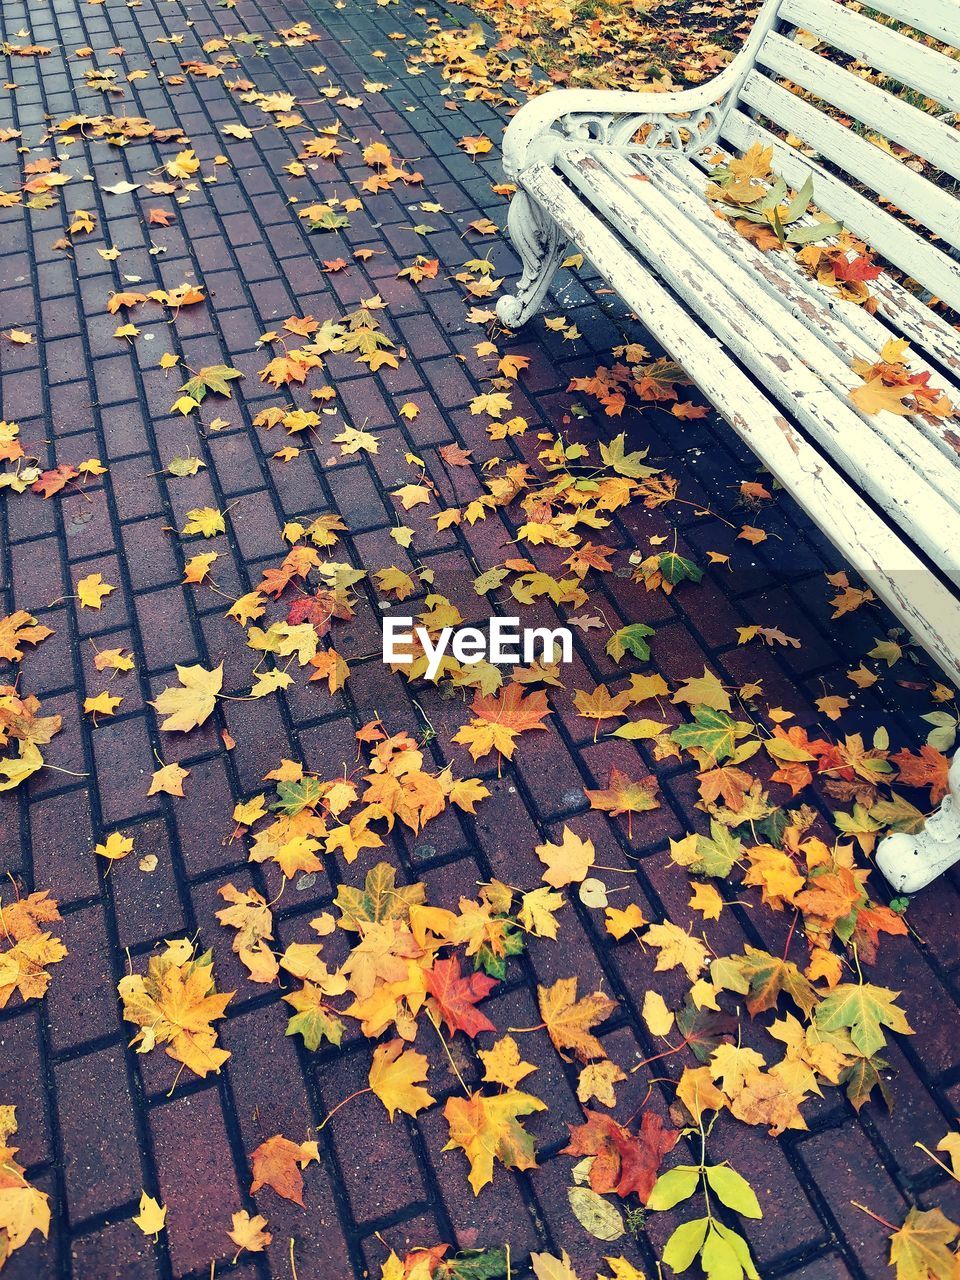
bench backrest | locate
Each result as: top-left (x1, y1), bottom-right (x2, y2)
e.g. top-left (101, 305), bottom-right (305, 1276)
top-left (720, 0), bottom-right (960, 310)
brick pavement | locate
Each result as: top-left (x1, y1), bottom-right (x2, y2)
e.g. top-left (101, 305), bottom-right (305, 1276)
top-left (1, 0), bottom-right (959, 1276)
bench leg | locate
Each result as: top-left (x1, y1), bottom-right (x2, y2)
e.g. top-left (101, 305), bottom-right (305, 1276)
top-left (497, 192), bottom-right (564, 328)
top-left (876, 751), bottom-right (960, 893)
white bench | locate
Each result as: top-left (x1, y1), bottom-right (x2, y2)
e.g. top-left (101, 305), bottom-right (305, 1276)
top-left (496, 0), bottom-right (960, 892)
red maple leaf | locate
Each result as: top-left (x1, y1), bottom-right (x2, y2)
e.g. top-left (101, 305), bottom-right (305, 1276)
top-left (833, 252), bottom-right (882, 283)
top-left (31, 464), bottom-right (79, 498)
top-left (562, 1109), bottom-right (679, 1203)
top-left (424, 957), bottom-right (496, 1038)
top-left (287, 590), bottom-right (353, 638)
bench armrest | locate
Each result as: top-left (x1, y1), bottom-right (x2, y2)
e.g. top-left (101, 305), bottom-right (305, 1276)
top-left (501, 86), bottom-right (728, 174)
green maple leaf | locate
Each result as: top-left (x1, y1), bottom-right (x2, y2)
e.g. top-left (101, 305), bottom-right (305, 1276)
top-left (179, 363), bottom-right (243, 403)
top-left (284, 997), bottom-right (344, 1051)
top-left (815, 981), bottom-right (914, 1057)
top-left (438, 1249), bottom-right (509, 1280)
top-left (305, 209), bottom-right (349, 231)
top-left (599, 432), bottom-right (658, 479)
top-left (335, 862), bottom-right (425, 931)
top-left (272, 776), bottom-right (324, 817)
top-left (672, 705), bottom-right (752, 764)
top-left (713, 946), bottom-right (820, 1018)
top-left (841, 1053), bottom-right (891, 1112)
top-left (889, 1207), bottom-right (959, 1280)
top-left (682, 821), bottom-right (741, 878)
top-left (606, 622), bottom-right (655, 664)
top-left (658, 550), bottom-right (703, 586)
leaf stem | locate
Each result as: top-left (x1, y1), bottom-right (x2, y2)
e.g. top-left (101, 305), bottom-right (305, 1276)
top-left (850, 1200), bottom-right (897, 1232)
top-left (316, 1086), bottom-right (372, 1131)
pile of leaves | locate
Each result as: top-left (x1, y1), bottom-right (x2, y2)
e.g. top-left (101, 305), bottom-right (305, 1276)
top-left (417, 0), bottom-right (761, 94)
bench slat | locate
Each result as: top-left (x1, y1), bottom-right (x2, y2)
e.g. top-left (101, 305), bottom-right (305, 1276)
top-left (720, 109), bottom-right (960, 313)
top-left (779, 0), bottom-right (960, 112)
top-left (850, 0), bottom-right (960, 49)
top-left (517, 162), bottom-right (960, 686)
top-left (738, 72), bottom-right (960, 246)
top-left (642, 151), bottom-right (960, 463)
top-left (757, 32), bottom-right (960, 181)
top-left (555, 146), bottom-right (960, 579)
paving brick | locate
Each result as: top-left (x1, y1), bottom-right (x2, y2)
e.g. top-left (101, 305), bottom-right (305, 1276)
top-left (0, 0), bottom-right (957, 1274)
top-left (28, 786), bottom-right (100, 904)
top-left (150, 1088), bottom-right (244, 1276)
top-left (320, 1044), bottom-right (429, 1224)
top-left (70, 1222), bottom-right (162, 1280)
top-left (797, 1123), bottom-right (908, 1278)
top-left (0, 1012), bottom-right (51, 1167)
top-left (46, 903), bottom-right (121, 1054)
top-left (55, 1047), bottom-right (142, 1223)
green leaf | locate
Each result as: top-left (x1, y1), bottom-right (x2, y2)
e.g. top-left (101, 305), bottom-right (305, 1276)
top-left (672, 706), bottom-right (751, 765)
top-left (658, 550), bottom-right (702, 587)
top-left (305, 209), bottom-right (349, 231)
top-left (889, 1207), bottom-right (960, 1280)
top-left (472, 926), bottom-right (525, 978)
top-left (815, 981), bottom-right (914, 1057)
top-left (272, 776), bottom-right (325, 817)
top-left (179, 363), bottom-right (243, 403)
top-left (786, 218), bottom-right (844, 245)
top-left (599, 433), bottom-right (658, 479)
top-left (284, 1003), bottom-right (344, 1051)
top-left (841, 1053), bottom-right (891, 1112)
top-left (713, 1223), bottom-right (760, 1280)
top-left (661, 1216), bottom-right (710, 1273)
top-left (782, 171), bottom-right (813, 223)
top-left (442, 1248), bottom-right (509, 1280)
top-left (606, 622), bottom-right (655, 664)
top-left (335, 862), bottom-right (426, 930)
top-left (701, 1225), bottom-right (744, 1280)
top-left (705, 1165), bottom-right (762, 1219)
top-left (647, 1165), bottom-right (700, 1211)
top-left (685, 822), bottom-right (741, 878)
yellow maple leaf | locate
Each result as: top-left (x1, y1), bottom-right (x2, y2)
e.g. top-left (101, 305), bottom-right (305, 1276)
top-left (166, 147), bottom-right (199, 179)
top-left (132, 1191), bottom-right (166, 1238)
top-left (478, 1036), bottom-right (537, 1090)
top-left (538, 976), bottom-right (617, 1063)
top-left (442, 1089), bottom-right (546, 1194)
top-left (393, 483), bottom-right (431, 510)
top-left (535, 826), bottom-right (595, 888)
top-left (228, 1210), bottom-right (272, 1258)
top-left (182, 507), bottom-right (225, 537)
top-left (76, 572), bottom-right (115, 609)
top-left (151, 662), bottom-right (223, 731)
top-left (0, 1109), bottom-right (50, 1256)
top-left (368, 1039), bottom-right (434, 1120)
top-left (604, 903), bottom-right (646, 940)
top-left (95, 831), bottom-right (133, 860)
top-left (689, 881), bottom-right (724, 920)
top-left (644, 921), bottom-right (708, 982)
top-left (183, 551), bottom-right (217, 584)
top-left (84, 691), bottom-right (122, 718)
top-left (147, 762), bottom-right (189, 797)
top-left (849, 376), bottom-right (914, 417)
top-left (118, 939), bottom-right (233, 1077)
